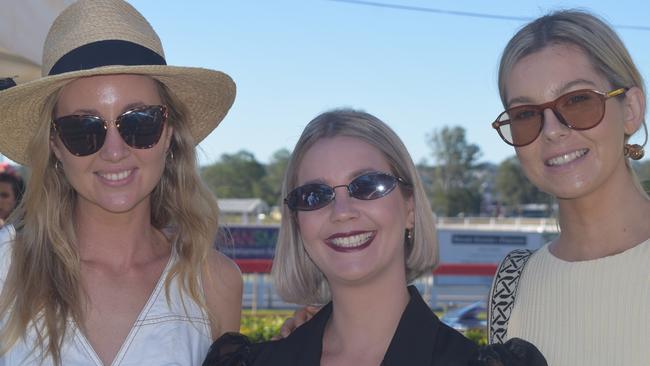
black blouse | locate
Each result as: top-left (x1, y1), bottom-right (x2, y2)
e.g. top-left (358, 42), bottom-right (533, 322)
top-left (204, 286), bottom-right (480, 365)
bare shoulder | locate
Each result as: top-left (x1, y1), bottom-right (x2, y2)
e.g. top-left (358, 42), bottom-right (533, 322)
top-left (203, 249), bottom-right (243, 339)
top-left (205, 249), bottom-right (243, 290)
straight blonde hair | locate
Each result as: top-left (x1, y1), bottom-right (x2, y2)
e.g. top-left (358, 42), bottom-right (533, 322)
top-left (273, 109), bottom-right (438, 305)
top-left (0, 78), bottom-right (220, 364)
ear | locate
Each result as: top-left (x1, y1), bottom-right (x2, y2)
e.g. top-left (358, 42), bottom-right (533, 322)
top-left (50, 135), bottom-right (64, 163)
top-left (622, 86), bottom-right (646, 136)
top-left (162, 124), bottom-right (174, 152)
top-left (405, 195), bottom-right (415, 230)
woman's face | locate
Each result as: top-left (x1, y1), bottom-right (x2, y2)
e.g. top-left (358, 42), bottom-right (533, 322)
top-left (51, 74), bottom-right (172, 216)
top-left (295, 136), bottom-right (414, 287)
top-left (505, 43), bottom-right (641, 200)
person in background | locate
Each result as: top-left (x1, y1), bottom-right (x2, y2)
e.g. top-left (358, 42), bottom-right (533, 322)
top-left (489, 9), bottom-right (650, 366)
top-left (0, 172), bottom-right (24, 226)
top-left (0, 0), bottom-right (242, 364)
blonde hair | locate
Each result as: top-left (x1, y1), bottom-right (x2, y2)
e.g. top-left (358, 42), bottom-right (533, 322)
top-left (498, 9), bottom-right (648, 194)
top-left (272, 109), bottom-right (438, 305)
top-left (0, 78), bottom-right (220, 364)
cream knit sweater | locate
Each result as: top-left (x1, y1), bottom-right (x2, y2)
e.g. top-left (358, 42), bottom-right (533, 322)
top-left (507, 239), bottom-right (650, 366)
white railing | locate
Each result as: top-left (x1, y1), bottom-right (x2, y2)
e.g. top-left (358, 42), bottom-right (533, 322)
top-left (436, 216), bottom-right (559, 233)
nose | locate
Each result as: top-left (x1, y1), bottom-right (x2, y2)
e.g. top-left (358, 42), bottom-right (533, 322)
top-left (541, 108), bottom-right (570, 142)
top-left (329, 186), bottom-right (359, 222)
top-left (98, 123), bottom-right (130, 162)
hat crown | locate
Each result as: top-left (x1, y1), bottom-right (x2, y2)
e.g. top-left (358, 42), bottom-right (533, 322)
top-left (42, 0), bottom-right (165, 76)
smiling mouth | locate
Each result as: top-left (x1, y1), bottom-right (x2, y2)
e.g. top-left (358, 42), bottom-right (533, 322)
top-left (545, 149), bottom-right (589, 166)
top-left (97, 169), bottom-right (134, 181)
top-left (325, 231), bottom-right (375, 252)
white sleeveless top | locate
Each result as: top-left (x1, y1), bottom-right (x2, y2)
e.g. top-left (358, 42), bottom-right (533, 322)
top-left (0, 225), bottom-right (213, 366)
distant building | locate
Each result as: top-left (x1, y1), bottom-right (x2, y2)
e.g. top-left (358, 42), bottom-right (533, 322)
top-left (218, 198), bottom-right (269, 224)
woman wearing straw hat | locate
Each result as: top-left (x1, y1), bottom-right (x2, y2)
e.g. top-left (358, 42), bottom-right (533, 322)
top-left (0, 0), bottom-right (242, 365)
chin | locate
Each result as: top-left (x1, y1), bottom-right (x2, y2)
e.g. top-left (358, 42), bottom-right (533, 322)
top-left (93, 196), bottom-right (147, 214)
top-left (548, 181), bottom-right (598, 200)
top-left (324, 267), bottom-right (374, 285)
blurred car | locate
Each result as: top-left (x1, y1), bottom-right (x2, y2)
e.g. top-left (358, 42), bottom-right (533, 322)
top-left (440, 301), bottom-right (487, 332)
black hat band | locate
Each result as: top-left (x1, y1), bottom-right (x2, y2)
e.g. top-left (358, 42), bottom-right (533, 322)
top-left (48, 40), bottom-right (166, 76)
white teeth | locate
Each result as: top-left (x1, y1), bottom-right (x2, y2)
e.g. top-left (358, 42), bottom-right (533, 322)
top-left (329, 232), bottom-right (373, 248)
top-left (546, 149), bottom-right (588, 166)
top-left (99, 170), bottom-right (132, 181)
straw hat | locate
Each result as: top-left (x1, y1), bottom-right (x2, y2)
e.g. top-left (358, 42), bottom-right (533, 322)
top-left (0, 0), bottom-right (236, 165)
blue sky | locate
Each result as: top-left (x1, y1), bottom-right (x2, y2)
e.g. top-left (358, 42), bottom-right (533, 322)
top-left (129, 0), bottom-right (650, 166)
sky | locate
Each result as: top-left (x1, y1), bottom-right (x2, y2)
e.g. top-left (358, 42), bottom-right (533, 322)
top-left (35, 1), bottom-right (650, 166)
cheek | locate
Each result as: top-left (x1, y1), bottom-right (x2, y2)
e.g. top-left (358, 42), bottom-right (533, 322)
top-left (515, 147), bottom-right (536, 171)
top-left (297, 213), bottom-right (318, 241)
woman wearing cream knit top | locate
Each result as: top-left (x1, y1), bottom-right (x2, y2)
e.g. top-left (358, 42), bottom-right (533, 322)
top-left (490, 10), bottom-right (650, 366)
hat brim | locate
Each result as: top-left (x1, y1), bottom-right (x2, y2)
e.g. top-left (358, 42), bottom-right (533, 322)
top-left (0, 64), bottom-right (235, 165)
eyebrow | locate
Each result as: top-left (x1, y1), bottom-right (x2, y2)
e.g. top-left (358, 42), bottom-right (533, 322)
top-left (300, 167), bottom-right (380, 186)
top-left (62, 102), bottom-right (149, 118)
top-left (506, 79), bottom-right (600, 107)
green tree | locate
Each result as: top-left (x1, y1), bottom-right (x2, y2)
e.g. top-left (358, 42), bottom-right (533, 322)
top-left (427, 126), bottom-right (482, 216)
top-left (633, 160), bottom-right (650, 182)
top-left (260, 148), bottom-right (291, 206)
top-left (201, 150), bottom-right (266, 199)
top-left (495, 156), bottom-right (551, 212)
top-left (632, 160), bottom-right (650, 196)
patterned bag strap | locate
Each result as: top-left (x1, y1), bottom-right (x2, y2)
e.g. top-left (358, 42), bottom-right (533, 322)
top-left (487, 248), bottom-right (534, 344)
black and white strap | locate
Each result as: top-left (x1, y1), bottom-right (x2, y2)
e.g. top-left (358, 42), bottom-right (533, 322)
top-left (487, 249), bottom-right (534, 344)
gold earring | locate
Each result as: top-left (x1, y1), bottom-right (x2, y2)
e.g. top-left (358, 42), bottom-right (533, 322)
top-left (625, 123), bottom-right (648, 160)
top-left (624, 144), bottom-right (645, 160)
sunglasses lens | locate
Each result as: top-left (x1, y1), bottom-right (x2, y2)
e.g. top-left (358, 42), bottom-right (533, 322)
top-left (286, 184), bottom-right (335, 211)
top-left (497, 90), bottom-right (608, 147)
top-left (556, 90), bottom-right (604, 129)
top-left (349, 173), bottom-right (398, 200)
top-left (54, 116), bottom-right (106, 156)
top-left (118, 106), bottom-right (166, 149)
top-left (497, 107), bottom-right (543, 147)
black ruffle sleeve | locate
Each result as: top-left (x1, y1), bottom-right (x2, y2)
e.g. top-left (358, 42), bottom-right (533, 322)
top-left (202, 332), bottom-right (259, 366)
top-left (468, 338), bottom-right (548, 366)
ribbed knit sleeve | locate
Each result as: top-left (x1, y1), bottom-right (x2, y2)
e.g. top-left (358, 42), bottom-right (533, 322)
top-left (507, 240), bottom-right (650, 366)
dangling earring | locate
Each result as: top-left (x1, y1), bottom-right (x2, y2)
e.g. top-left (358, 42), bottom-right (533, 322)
top-left (167, 150), bottom-right (174, 161)
top-left (624, 144), bottom-right (645, 160)
top-left (405, 228), bottom-right (413, 243)
top-left (624, 123), bottom-right (647, 160)
top-left (54, 160), bottom-right (62, 171)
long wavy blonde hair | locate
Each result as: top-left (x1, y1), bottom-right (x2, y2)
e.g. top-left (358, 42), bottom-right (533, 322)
top-left (0, 78), bottom-right (220, 364)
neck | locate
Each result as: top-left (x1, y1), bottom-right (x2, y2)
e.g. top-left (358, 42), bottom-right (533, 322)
top-left (74, 199), bottom-right (168, 268)
top-left (323, 272), bottom-right (410, 361)
top-left (553, 166), bottom-right (650, 261)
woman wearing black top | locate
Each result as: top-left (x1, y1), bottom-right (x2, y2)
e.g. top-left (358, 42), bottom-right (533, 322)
top-left (204, 110), bottom-right (546, 366)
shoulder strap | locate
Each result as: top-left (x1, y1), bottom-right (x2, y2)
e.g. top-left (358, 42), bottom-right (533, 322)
top-left (487, 248), bottom-right (534, 344)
